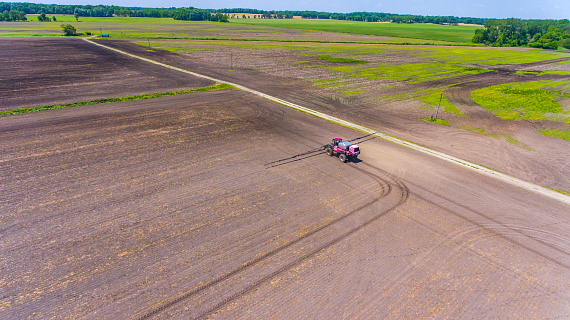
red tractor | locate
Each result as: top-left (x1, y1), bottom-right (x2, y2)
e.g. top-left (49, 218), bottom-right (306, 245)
top-left (325, 138), bottom-right (360, 163)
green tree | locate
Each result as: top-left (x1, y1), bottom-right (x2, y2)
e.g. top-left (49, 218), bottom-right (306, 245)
top-left (38, 12), bottom-right (51, 22)
top-left (61, 24), bottom-right (77, 36)
top-left (561, 38), bottom-right (570, 49)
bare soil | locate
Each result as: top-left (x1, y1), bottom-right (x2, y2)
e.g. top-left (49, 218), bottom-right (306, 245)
top-left (1, 38), bottom-right (569, 320)
top-left (0, 38), bottom-right (213, 111)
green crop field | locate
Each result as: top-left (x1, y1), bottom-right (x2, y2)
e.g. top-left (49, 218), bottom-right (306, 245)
top-left (471, 80), bottom-right (570, 121)
top-left (231, 18), bottom-right (480, 44)
top-left (2, 15), bottom-right (477, 46)
top-left (0, 16), bottom-right (273, 38)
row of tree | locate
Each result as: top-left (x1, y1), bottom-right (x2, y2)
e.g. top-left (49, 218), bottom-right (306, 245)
top-left (0, 2), bottom-right (487, 24)
top-left (0, 9), bottom-right (26, 21)
top-left (472, 19), bottom-right (570, 49)
top-left (216, 9), bottom-right (487, 25)
top-left (171, 8), bottom-right (228, 22)
top-left (0, 2), bottom-right (141, 17)
top-left (0, 3), bottom-right (227, 21)
top-left (36, 12), bottom-right (58, 22)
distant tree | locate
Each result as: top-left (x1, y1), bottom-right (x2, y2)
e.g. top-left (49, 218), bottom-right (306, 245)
top-left (52, 15), bottom-right (57, 22)
top-left (210, 12), bottom-right (228, 22)
top-left (37, 12), bottom-right (51, 22)
top-left (561, 38), bottom-right (570, 49)
top-left (74, 12), bottom-right (79, 21)
top-left (61, 24), bottom-right (77, 36)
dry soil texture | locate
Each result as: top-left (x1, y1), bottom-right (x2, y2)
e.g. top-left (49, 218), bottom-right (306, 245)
top-left (0, 38), bottom-right (213, 111)
top-left (1, 38), bottom-right (569, 320)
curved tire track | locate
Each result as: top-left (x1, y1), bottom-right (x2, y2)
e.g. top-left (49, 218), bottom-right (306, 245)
top-left (361, 162), bottom-right (570, 269)
top-left (135, 165), bottom-right (407, 319)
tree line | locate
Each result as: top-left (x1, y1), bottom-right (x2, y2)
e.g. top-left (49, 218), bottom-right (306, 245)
top-left (0, 9), bottom-right (26, 21)
top-left (216, 8), bottom-right (486, 24)
top-left (0, 2), bottom-right (225, 21)
top-left (0, 2), bottom-right (486, 24)
top-left (472, 19), bottom-right (570, 49)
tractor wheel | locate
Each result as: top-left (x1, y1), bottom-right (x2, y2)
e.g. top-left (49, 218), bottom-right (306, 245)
top-left (339, 154), bottom-right (347, 163)
top-left (326, 146), bottom-right (334, 156)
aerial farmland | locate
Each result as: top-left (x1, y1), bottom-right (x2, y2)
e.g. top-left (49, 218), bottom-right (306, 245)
top-left (1, 10), bottom-right (570, 319)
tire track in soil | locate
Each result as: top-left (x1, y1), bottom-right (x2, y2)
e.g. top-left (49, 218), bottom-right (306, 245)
top-left (134, 165), bottom-right (409, 319)
top-left (349, 162), bottom-right (569, 319)
top-left (360, 162), bottom-right (570, 269)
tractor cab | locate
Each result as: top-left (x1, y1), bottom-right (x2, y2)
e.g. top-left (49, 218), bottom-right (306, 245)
top-left (332, 138), bottom-right (342, 146)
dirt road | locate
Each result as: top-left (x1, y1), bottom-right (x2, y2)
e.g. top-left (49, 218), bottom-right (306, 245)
top-left (1, 38), bottom-right (569, 319)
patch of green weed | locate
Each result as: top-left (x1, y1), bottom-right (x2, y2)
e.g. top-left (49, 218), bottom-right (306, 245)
top-left (539, 128), bottom-right (570, 141)
top-left (343, 90), bottom-right (364, 95)
top-left (503, 135), bottom-right (532, 150)
top-left (415, 89), bottom-right (463, 115)
top-left (422, 118), bottom-right (451, 126)
top-left (471, 80), bottom-right (570, 121)
top-left (317, 55), bottom-right (368, 64)
top-left (348, 63), bottom-right (488, 83)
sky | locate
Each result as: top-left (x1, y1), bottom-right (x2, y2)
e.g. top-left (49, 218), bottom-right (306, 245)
top-left (29, 0), bottom-right (570, 19)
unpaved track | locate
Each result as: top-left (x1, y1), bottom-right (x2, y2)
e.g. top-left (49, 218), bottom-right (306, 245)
top-left (1, 39), bottom-right (569, 319)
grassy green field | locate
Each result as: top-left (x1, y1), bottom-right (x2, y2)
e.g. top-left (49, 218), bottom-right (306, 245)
top-left (230, 18), bottom-right (479, 44)
top-left (2, 15), bottom-right (478, 46)
top-left (0, 15), bottom-right (265, 38)
top-left (471, 80), bottom-right (570, 121)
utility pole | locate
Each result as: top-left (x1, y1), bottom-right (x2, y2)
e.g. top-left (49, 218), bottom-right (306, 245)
top-left (433, 93), bottom-right (443, 120)
top-left (230, 52), bottom-right (233, 70)
top-left (148, 38), bottom-right (151, 50)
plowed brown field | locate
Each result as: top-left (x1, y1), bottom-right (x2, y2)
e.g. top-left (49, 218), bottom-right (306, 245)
top-left (0, 38), bottom-right (213, 111)
top-left (1, 38), bottom-right (569, 319)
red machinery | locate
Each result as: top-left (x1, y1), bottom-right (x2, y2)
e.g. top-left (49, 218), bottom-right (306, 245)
top-left (325, 138), bottom-right (360, 163)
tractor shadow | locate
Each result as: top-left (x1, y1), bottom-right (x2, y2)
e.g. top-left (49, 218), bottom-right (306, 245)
top-left (265, 152), bottom-right (324, 168)
top-left (265, 135), bottom-right (374, 168)
top-left (349, 157), bottom-right (363, 164)
top-left (355, 137), bottom-right (375, 144)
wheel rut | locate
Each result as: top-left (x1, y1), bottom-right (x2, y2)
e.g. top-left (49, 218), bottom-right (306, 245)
top-left (134, 163), bottom-right (408, 319)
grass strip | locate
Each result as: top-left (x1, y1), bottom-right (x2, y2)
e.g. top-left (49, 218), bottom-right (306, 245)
top-left (539, 128), bottom-right (570, 141)
top-left (0, 84), bottom-right (233, 117)
top-left (317, 55), bottom-right (368, 64)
